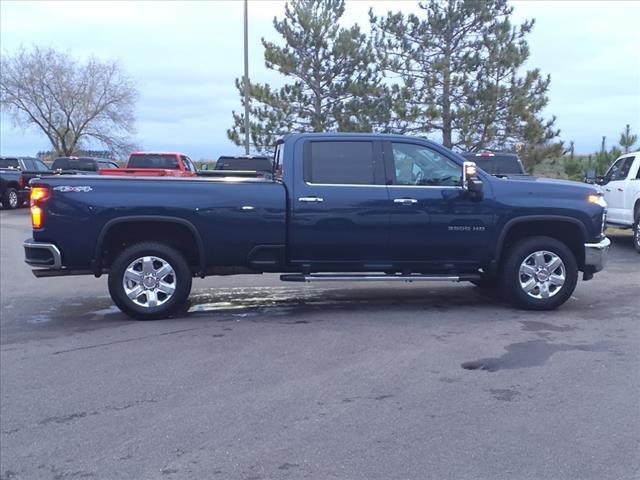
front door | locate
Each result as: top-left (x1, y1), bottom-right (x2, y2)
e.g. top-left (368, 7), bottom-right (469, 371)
top-left (384, 141), bottom-right (494, 269)
top-left (290, 139), bottom-right (389, 269)
top-left (602, 155), bottom-right (636, 224)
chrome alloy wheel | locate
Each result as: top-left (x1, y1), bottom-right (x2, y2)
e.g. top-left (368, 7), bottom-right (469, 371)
top-left (518, 250), bottom-right (566, 299)
top-left (123, 256), bottom-right (176, 308)
top-left (8, 190), bottom-right (18, 208)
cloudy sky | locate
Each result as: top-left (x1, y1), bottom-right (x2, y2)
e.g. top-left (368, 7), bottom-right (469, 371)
top-left (1, 0), bottom-right (639, 159)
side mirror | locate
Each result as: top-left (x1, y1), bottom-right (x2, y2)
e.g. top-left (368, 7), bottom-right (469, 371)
top-left (463, 161), bottom-right (484, 199)
top-left (595, 175), bottom-right (607, 185)
top-left (200, 163), bottom-right (208, 171)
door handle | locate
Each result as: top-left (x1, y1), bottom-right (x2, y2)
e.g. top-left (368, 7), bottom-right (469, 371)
top-left (298, 196), bottom-right (324, 203)
top-left (393, 198), bottom-right (418, 205)
top-left (604, 188), bottom-right (611, 192)
top-left (617, 188), bottom-right (624, 192)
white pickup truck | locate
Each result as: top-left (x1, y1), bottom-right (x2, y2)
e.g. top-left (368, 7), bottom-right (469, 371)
top-left (599, 151), bottom-right (640, 252)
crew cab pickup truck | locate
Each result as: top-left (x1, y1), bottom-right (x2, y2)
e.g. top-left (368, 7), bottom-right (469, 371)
top-left (24, 133), bottom-right (610, 319)
top-left (596, 151), bottom-right (639, 252)
top-left (99, 152), bottom-right (198, 177)
top-left (0, 157), bottom-right (51, 209)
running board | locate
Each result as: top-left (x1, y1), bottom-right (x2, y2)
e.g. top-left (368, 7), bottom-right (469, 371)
top-left (280, 273), bottom-right (481, 283)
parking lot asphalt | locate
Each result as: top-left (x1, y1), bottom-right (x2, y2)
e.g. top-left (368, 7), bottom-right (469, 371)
top-left (0, 207), bottom-right (639, 480)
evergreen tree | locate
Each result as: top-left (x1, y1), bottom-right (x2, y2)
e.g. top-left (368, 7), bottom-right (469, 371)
top-left (619, 124), bottom-right (638, 153)
top-left (228, 0), bottom-right (389, 152)
top-left (370, 0), bottom-right (561, 168)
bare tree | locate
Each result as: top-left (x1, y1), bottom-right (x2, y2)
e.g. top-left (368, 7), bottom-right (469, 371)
top-left (1, 46), bottom-right (138, 157)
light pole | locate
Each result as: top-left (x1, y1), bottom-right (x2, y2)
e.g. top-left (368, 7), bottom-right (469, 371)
top-left (243, 0), bottom-right (251, 155)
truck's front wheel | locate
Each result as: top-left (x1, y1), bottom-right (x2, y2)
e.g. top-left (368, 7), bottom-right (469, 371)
top-left (501, 236), bottom-right (578, 311)
top-left (634, 211), bottom-right (640, 253)
top-left (108, 242), bottom-right (192, 320)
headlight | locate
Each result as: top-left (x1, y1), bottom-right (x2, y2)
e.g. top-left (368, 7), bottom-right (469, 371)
top-left (588, 194), bottom-right (607, 208)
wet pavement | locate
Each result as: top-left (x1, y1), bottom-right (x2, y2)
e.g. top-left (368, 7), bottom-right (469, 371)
top-left (1, 208), bottom-right (639, 479)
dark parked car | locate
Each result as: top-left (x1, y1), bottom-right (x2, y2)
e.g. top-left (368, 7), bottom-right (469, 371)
top-left (214, 155), bottom-right (273, 173)
top-left (51, 157), bottom-right (119, 174)
top-left (0, 157), bottom-right (51, 209)
top-left (462, 151), bottom-right (526, 176)
top-left (25, 133), bottom-right (609, 319)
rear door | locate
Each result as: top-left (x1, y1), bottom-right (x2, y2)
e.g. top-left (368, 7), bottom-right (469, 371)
top-left (290, 138), bottom-right (389, 267)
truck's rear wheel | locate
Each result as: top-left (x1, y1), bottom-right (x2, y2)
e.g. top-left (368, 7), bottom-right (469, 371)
top-left (108, 242), bottom-right (192, 320)
top-left (501, 236), bottom-right (578, 310)
top-left (3, 188), bottom-right (19, 209)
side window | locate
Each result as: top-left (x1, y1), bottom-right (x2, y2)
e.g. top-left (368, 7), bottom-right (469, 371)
top-left (390, 143), bottom-right (462, 187)
top-left (305, 141), bottom-right (375, 185)
top-left (181, 156), bottom-right (196, 173)
top-left (606, 157), bottom-right (635, 182)
top-left (21, 159), bottom-right (34, 170)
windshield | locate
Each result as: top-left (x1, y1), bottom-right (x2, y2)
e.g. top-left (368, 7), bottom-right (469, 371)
top-left (51, 157), bottom-right (98, 171)
top-left (128, 154), bottom-right (180, 169)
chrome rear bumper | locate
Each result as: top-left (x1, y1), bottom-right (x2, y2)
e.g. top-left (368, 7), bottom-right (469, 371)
top-left (24, 239), bottom-right (62, 269)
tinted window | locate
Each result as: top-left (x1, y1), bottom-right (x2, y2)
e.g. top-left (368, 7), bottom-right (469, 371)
top-left (21, 159), bottom-right (34, 170)
top-left (462, 153), bottom-right (523, 174)
top-left (51, 157), bottom-right (97, 171)
top-left (305, 141), bottom-right (374, 185)
top-left (215, 157), bottom-right (272, 172)
top-left (391, 143), bottom-right (461, 186)
top-left (128, 154), bottom-right (180, 169)
top-left (606, 157), bottom-right (635, 182)
top-left (0, 158), bottom-right (20, 169)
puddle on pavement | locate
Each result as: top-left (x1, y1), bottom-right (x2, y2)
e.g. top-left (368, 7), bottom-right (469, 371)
top-left (186, 285), bottom-right (480, 317)
top-left (461, 340), bottom-right (616, 372)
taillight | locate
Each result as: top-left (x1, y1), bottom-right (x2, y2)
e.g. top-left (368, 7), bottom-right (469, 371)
top-left (18, 175), bottom-right (26, 190)
top-left (30, 187), bottom-right (49, 229)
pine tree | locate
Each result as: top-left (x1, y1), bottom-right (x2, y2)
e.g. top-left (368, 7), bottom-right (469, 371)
top-left (619, 124), bottom-right (638, 153)
top-left (228, 0), bottom-right (389, 152)
top-left (370, 0), bottom-right (561, 169)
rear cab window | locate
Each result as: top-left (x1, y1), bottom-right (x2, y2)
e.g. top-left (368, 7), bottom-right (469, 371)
top-left (304, 141), bottom-right (377, 185)
top-left (0, 158), bottom-right (20, 169)
top-left (128, 154), bottom-right (180, 169)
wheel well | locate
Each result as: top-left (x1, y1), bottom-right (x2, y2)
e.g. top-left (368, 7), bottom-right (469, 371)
top-left (5, 181), bottom-right (20, 190)
top-left (499, 221), bottom-right (585, 270)
top-left (634, 200), bottom-right (640, 221)
top-left (98, 221), bottom-right (203, 274)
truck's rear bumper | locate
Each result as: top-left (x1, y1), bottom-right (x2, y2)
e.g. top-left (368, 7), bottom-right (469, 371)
top-left (24, 238), bottom-right (62, 269)
top-left (584, 237), bottom-right (610, 273)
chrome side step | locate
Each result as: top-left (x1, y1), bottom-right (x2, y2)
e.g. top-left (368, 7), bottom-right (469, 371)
top-left (280, 273), bottom-right (481, 283)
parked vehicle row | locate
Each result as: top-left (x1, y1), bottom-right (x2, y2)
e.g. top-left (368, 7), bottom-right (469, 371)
top-left (24, 133), bottom-right (610, 320)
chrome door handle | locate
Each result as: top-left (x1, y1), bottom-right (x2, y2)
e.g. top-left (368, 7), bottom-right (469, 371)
top-left (393, 198), bottom-right (418, 205)
top-left (298, 196), bottom-right (324, 203)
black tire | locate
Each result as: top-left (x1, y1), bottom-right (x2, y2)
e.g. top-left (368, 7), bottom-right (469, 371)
top-left (108, 242), bottom-right (192, 320)
top-left (2, 188), bottom-right (19, 209)
top-left (634, 210), bottom-right (640, 254)
top-left (501, 236), bottom-right (578, 311)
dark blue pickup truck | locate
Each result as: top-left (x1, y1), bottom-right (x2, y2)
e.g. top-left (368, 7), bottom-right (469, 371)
top-left (24, 133), bottom-right (610, 319)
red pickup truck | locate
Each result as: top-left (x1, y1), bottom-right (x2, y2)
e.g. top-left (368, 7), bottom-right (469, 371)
top-left (100, 152), bottom-right (198, 177)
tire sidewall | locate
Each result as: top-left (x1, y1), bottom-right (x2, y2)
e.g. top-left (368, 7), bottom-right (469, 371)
top-left (108, 242), bottom-right (192, 320)
top-left (502, 236), bottom-right (578, 310)
top-left (4, 188), bottom-right (18, 209)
